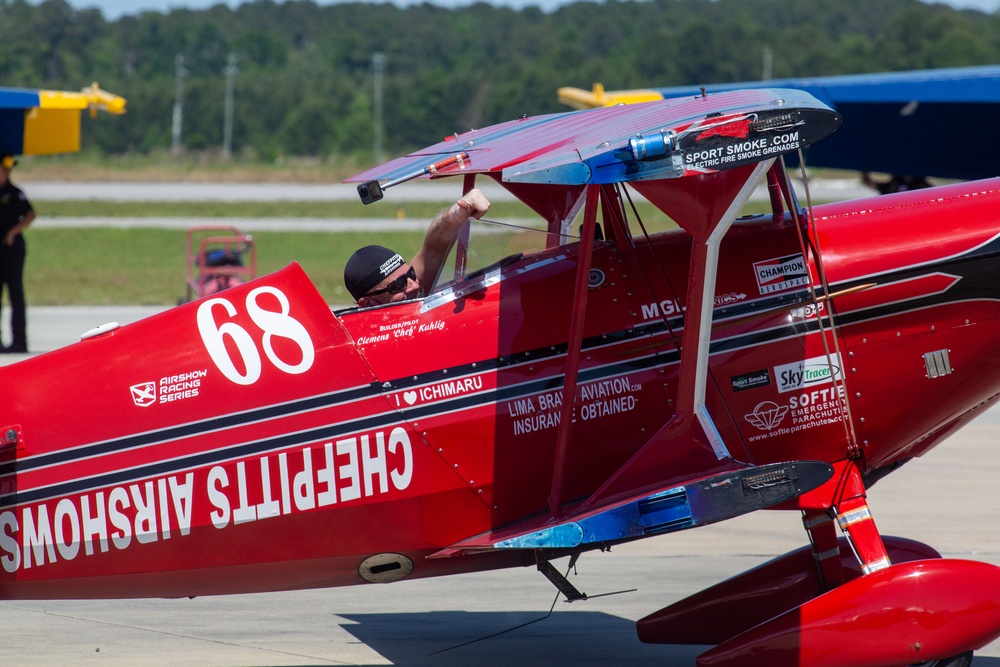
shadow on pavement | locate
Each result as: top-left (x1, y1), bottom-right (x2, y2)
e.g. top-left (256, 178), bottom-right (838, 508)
top-left (339, 610), bottom-right (1000, 667)
top-left (338, 610), bottom-right (704, 666)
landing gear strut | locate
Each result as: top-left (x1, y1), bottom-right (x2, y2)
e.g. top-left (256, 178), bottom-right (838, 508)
top-left (637, 462), bottom-right (1000, 665)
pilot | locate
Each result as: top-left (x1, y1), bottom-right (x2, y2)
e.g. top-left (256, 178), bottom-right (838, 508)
top-left (0, 155), bottom-right (35, 353)
top-left (344, 188), bottom-right (490, 307)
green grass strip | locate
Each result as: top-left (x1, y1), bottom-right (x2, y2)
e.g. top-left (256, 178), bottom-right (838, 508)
top-left (24, 228), bottom-right (427, 306)
top-left (19, 201), bottom-right (779, 305)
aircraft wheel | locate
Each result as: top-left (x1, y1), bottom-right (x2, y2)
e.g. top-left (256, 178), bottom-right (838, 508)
top-left (911, 650), bottom-right (973, 667)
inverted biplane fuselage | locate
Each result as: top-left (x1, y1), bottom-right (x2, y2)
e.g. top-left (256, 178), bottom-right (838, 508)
top-left (2, 89), bottom-right (1000, 665)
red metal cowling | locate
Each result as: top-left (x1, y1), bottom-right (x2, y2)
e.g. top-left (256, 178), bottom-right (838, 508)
top-left (696, 559), bottom-right (1000, 667)
top-left (636, 536), bottom-right (940, 645)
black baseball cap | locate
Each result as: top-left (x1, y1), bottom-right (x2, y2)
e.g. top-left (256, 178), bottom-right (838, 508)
top-left (344, 245), bottom-right (405, 301)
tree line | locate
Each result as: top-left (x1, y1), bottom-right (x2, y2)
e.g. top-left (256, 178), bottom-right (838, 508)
top-left (1, 0), bottom-right (997, 161)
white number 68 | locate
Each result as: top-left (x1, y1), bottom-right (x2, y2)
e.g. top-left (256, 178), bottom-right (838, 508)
top-left (197, 286), bottom-right (315, 385)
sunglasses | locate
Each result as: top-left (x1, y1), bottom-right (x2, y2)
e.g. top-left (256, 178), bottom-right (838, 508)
top-left (366, 266), bottom-right (416, 298)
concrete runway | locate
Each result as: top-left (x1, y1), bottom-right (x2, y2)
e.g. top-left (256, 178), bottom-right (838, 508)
top-left (1, 306), bottom-right (999, 665)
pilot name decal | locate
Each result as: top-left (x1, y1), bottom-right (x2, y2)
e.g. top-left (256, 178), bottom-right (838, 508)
top-left (753, 254), bottom-right (809, 295)
top-left (509, 375), bottom-right (641, 436)
top-left (0, 427), bottom-right (413, 574)
top-left (376, 318), bottom-right (421, 341)
top-left (358, 320), bottom-right (445, 346)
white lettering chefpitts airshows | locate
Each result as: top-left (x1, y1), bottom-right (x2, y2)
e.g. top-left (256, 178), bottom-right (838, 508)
top-left (0, 428), bottom-right (412, 574)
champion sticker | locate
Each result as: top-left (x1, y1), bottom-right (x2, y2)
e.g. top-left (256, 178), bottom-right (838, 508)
top-left (753, 254), bottom-right (808, 295)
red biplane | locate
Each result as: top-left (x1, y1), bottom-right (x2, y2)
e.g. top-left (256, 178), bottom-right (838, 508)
top-left (3, 88), bottom-right (1000, 666)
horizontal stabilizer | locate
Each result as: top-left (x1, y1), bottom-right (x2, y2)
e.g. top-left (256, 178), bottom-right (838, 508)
top-left (430, 461), bottom-right (833, 557)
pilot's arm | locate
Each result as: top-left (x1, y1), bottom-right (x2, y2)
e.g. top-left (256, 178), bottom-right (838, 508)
top-left (411, 188), bottom-right (490, 295)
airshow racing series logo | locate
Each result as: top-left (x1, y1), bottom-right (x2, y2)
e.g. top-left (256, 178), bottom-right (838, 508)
top-left (131, 369), bottom-right (208, 407)
top-left (753, 253), bottom-right (809, 295)
top-left (130, 382), bottom-right (157, 407)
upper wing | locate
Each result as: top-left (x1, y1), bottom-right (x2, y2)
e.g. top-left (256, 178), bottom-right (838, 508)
top-left (559, 65), bottom-right (1000, 181)
top-left (0, 83), bottom-right (126, 156)
top-left (347, 88), bottom-right (840, 187)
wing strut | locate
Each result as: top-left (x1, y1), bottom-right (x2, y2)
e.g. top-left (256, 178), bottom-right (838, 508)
top-left (581, 159), bottom-right (775, 510)
top-left (548, 184), bottom-right (601, 519)
top-left (688, 161), bottom-right (775, 415)
top-left (452, 172), bottom-right (477, 281)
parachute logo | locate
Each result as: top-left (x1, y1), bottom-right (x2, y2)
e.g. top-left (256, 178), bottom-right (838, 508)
top-left (745, 401), bottom-right (788, 431)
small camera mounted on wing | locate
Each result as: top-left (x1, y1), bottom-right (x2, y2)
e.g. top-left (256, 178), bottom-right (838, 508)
top-left (357, 152), bottom-right (469, 205)
top-left (357, 180), bottom-right (384, 205)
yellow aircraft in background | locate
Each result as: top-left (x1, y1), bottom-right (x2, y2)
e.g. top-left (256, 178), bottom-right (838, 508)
top-left (557, 82), bottom-right (665, 109)
top-left (0, 82), bottom-right (126, 156)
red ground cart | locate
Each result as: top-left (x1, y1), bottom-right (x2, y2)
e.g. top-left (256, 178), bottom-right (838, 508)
top-left (182, 225), bottom-right (256, 303)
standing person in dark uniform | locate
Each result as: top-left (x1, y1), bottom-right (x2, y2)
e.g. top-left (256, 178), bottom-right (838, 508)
top-left (0, 155), bottom-right (35, 353)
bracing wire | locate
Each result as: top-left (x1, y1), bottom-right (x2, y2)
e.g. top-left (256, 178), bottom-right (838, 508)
top-left (791, 150), bottom-right (860, 452)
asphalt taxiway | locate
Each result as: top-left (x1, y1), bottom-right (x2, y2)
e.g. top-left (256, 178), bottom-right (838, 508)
top-left (0, 305), bottom-right (999, 665)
